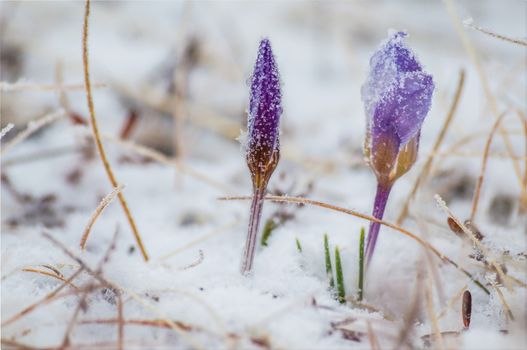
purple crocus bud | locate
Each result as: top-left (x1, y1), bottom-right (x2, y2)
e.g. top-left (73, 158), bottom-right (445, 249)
top-left (241, 38), bottom-right (282, 275)
top-left (246, 38), bottom-right (282, 189)
top-left (361, 31), bottom-right (434, 263)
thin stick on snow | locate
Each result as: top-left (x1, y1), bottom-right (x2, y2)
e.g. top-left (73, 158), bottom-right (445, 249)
top-left (470, 111), bottom-right (507, 221)
top-left (437, 285), bottom-right (467, 320)
top-left (219, 194), bottom-right (490, 294)
top-left (80, 184), bottom-right (125, 250)
top-left (82, 0), bottom-right (149, 261)
top-left (397, 69), bottom-right (465, 225)
top-left (0, 109), bottom-right (66, 156)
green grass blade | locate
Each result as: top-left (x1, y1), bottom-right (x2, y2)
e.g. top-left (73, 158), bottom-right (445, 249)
top-left (324, 234), bottom-right (334, 289)
top-left (260, 218), bottom-right (277, 247)
top-left (295, 237), bottom-right (303, 253)
top-left (335, 246), bottom-right (346, 304)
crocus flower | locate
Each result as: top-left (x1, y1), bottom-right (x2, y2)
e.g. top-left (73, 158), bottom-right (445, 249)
top-left (361, 31), bottom-right (434, 263)
top-left (241, 38), bottom-right (282, 275)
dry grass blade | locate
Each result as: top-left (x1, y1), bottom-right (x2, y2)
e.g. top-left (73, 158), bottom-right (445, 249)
top-left (434, 194), bottom-right (519, 292)
top-left (60, 227), bottom-right (120, 349)
top-left (443, 0), bottom-right (523, 187)
top-left (78, 127), bottom-right (233, 192)
top-left (519, 110), bottom-right (527, 213)
top-left (220, 194), bottom-right (490, 294)
top-left (464, 20), bottom-right (527, 47)
top-left (117, 294), bottom-right (124, 350)
top-left (82, 0), bottom-right (149, 261)
top-left (0, 81), bottom-right (107, 92)
top-left (1, 267), bottom-right (84, 327)
top-left (486, 276), bottom-right (514, 322)
top-left (41, 231), bottom-right (206, 350)
top-left (470, 111), bottom-right (507, 221)
top-left (0, 123), bottom-right (14, 140)
top-left (80, 184), bottom-right (125, 250)
top-left (0, 109), bottom-right (66, 156)
top-left (21, 267), bottom-right (78, 289)
top-left (397, 69), bottom-right (465, 225)
top-left (425, 275), bottom-right (445, 350)
top-left (366, 321), bottom-right (380, 350)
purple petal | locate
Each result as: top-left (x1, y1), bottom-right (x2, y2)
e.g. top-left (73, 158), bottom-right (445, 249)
top-left (246, 38), bottom-right (282, 172)
top-left (361, 31), bottom-right (434, 150)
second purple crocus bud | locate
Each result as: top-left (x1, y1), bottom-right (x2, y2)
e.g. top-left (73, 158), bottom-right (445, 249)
top-left (361, 31), bottom-right (435, 263)
top-left (241, 38), bottom-right (282, 275)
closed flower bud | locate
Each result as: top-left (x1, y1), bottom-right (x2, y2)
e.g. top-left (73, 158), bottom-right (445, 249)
top-left (361, 31), bottom-right (434, 263)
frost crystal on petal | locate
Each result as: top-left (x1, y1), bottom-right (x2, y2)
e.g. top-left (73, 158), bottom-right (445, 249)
top-left (246, 38), bottom-right (282, 175)
top-left (361, 31), bottom-right (434, 150)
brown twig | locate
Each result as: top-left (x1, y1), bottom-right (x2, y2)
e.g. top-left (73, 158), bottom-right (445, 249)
top-left (81, 0), bottom-right (149, 261)
top-left (220, 194), bottom-right (490, 294)
top-left (80, 184), bottom-right (124, 250)
top-left (470, 112), bottom-right (507, 221)
top-left (397, 69), bottom-right (465, 224)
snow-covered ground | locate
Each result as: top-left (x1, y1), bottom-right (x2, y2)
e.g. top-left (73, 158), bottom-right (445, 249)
top-left (1, 1), bottom-right (526, 349)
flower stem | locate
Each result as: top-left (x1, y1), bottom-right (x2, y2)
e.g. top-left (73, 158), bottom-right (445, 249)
top-left (241, 187), bottom-right (265, 275)
top-left (365, 182), bottom-right (392, 264)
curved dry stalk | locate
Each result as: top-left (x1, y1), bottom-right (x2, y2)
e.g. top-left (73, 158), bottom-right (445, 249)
top-left (470, 112), bottom-right (507, 221)
top-left (443, 0), bottom-right (523, 187)
top-left (397, 70), bottom-right (465, 224)
top-left (0, 109), bottom-right (66, 156)
top-left (80, 184), bottom-right (124, 250)
top-left (82, 0), bottom-right (148, 261)
top-left (0, 123), bottom-right (14, 140)
top-left (21, 267), bottom-right (78, 289)
top-left (464, 20), bottom-right (527, 47)
top-left (0, 81), bottom-right (107, 92)
top-left (220, 194), bottom-right (490, 294)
